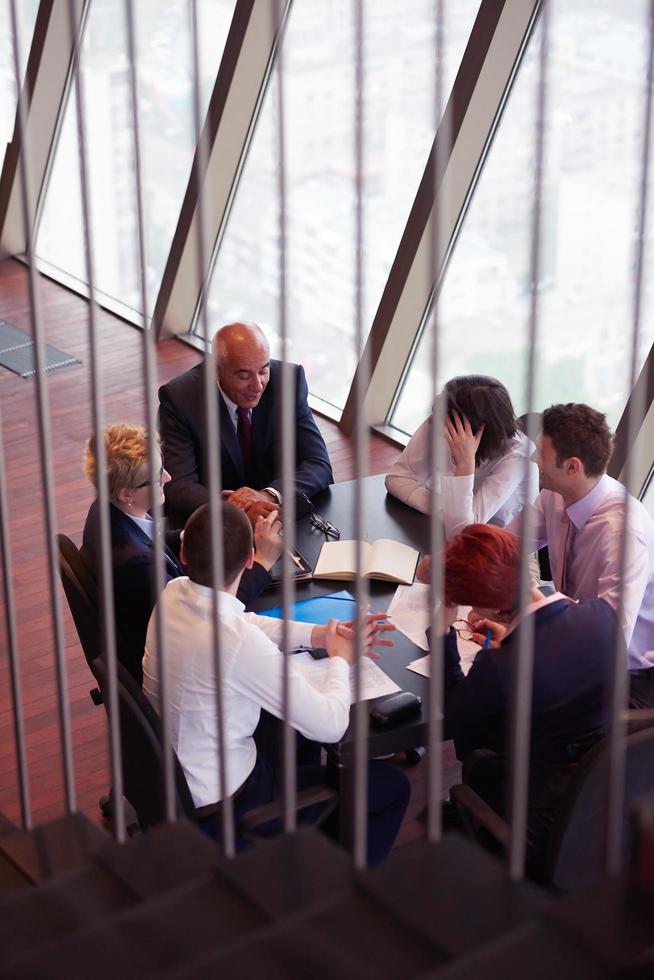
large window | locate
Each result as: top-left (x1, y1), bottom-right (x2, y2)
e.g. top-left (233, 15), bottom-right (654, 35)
top-left (392, 0), bottom-right (654, 436)
top-left (35, 0), bottom-right (234, 318)
top-left (0, 1), bottom-right (41, 160)
top-left (203, 0), bottom-right (480, 413)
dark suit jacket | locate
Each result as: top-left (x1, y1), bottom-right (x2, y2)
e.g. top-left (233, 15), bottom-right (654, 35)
top-left (158, 359), bottom-right (333, 523)
top-left (81, 500), bottom-right (271, 684)
top-left (443, 597), bottom-right (617, 870)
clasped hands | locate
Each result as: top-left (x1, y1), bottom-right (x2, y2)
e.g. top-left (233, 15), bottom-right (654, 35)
top-left (223, 486), bottom-right (281, 524)
top-left (310, 611), bottom-right (396, 665)
top-left (223, 487), bottom-right (285, 571)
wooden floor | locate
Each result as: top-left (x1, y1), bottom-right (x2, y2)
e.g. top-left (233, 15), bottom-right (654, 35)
top-left (0, 257), bottom-right (458, 844)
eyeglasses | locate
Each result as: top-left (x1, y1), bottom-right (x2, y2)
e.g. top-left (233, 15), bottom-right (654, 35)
top-left (310, 512), bottom-right (341, 539)
top-left (452, 619), bottom-right (477, 642)
top-left (135, 462), bottom-right (165, 489)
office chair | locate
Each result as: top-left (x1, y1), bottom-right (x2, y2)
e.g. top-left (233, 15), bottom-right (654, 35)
top-left (450, 712), bottom-right (654, 891)
top-left (57, 533), bottom-right (137, 823)
top-left (90, 657), bottom-right (339, 843)
top-left (56, 533), bottom-right (104, 705)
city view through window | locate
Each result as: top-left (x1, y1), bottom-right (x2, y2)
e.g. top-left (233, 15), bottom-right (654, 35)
top-left (35, 0), bottom-right (234, 316)
top-left (393, 0), bottom-right (654, 437)
top-left (204, 0), bottom-right (480, 411)
top-left (0, 1), bottom-right (40, 156)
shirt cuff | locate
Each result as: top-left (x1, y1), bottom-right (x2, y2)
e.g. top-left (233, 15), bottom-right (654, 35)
top-left (264, 487), bottom-right (282, 504)
top-left (327, 656), bottom-right (351, 678)
top-left (289, 620), bottom-right (316, 649)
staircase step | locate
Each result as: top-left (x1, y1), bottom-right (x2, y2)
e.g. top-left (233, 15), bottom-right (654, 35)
top-left (169, 882), bottom-right (446, 980)
top-left (0, 812), bottom-right (19, 838)
top-left (414, 919), bottom-right (607, 980)
top-left (4, 870), bottom-right (267, 979)
top-left (0, 851), bottom-right (31, 897)
top-left (219, 826), bottom-right (354, 921)
top-left (357, 832), bottom-right (550, 957)
top-left (544, 873), bottom-right (654, 970)
top-left (0, 813), bottom-right (109, 884)
top-left (0, 865), bottom-right (136, 969)
top-left (92, 819), bottom-right (222, 899)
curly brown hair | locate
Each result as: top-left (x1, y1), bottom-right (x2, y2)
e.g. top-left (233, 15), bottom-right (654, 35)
top-left (542, 404), bottom-right (613, 477)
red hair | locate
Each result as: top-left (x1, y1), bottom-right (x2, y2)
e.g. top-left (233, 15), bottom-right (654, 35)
top-left (444, 524), bottom-right (520, 611)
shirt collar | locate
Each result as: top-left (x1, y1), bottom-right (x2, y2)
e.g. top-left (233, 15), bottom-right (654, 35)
top-left (186, 578), bottom-right (245, 613)
top-left (126, 512), bottom-right (154, 539)
top-left (504, 591), bottom-right (572, 636)
top-left (565, 473), bottom-right (612, 530)
top-left (218, 384), bottom-right (250, 428)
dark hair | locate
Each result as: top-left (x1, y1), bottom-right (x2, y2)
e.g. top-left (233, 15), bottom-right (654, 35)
top-left (183, 501), bottom-right (253, 587)
top-left (444, 524), bottom-right (520, 611)
top-left (542, 403), bottom-right (613, 477)
top-left (444, 375), bottom-right (517, 462)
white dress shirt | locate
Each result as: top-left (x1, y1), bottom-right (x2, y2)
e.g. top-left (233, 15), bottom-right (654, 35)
top-left (142, 577), bottom-right (351, 807)
top-left (508, 474), bottom-right (654, 671)
top-left (385, 419), bottom-right (537, 539)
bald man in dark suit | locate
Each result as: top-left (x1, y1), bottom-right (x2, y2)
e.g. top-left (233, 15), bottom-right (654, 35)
top-left (159, 322), bottom-right (333, 527)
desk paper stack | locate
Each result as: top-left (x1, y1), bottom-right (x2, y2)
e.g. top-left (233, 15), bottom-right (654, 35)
top-left (292, 651), bottom-right (400, 703)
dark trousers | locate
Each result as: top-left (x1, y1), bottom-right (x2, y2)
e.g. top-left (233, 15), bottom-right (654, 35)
top-left (629, 668), bottom-right (654, 709)
top-left (198, 755), bottom-right (410, 866)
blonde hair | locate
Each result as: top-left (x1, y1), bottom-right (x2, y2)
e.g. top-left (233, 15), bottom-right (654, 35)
top-left (84, 424), bottom-right (158, 500)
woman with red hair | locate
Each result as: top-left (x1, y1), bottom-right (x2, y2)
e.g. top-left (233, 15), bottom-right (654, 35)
top-left (439, 524), bottom-right (617, 877)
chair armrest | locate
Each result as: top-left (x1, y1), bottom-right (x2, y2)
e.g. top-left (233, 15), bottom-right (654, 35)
top-left (450, 783), bottom-right (511, 849)
top-left (239, 785), bottom-right (338, 841)
top-left (622, 709), bottom-right (654, 735)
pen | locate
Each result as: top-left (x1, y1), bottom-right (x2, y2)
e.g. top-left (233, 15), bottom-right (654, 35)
top-left (484, 629), bottom-right (491, 650)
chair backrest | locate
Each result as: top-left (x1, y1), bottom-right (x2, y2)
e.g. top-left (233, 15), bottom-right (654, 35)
top-left (548, 726), bottom-right (654, 890)
top-left (90, 656), bottom-right (197, 828)
top-left (57, 533), bottom-right (102, 668)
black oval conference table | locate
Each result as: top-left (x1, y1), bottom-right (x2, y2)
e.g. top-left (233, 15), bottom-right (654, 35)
top-left (250, 474), bottom-right (438, 761)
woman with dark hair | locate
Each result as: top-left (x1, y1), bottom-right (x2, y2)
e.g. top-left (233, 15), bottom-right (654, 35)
top-left (439, 524), bottom-right (615, 877)
top-left (385, 375), bottom-right (537, 539)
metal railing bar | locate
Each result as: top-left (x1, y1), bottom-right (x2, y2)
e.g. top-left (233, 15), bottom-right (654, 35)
top-left (8, 0), bottom-right (76, 813)
top-left (67, 0), bottom-right (125, 840)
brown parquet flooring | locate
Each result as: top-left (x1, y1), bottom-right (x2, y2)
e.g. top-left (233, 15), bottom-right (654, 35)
top-left (0, 257), bottom-right (458, 844)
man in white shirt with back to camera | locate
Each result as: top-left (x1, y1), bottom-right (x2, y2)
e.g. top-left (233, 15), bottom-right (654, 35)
top-left (143, 500), bottom-right (410, 864)
top-left (506, 403), bottom-right (654, 709)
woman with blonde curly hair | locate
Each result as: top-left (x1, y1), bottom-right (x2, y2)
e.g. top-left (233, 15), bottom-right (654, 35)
top-left (81, 424), bottom-right (180, 683)
top-left (81, 423), bottom-right (279, 684)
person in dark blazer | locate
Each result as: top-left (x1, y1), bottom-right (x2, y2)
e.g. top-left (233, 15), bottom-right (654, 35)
top-left (437, 523), bottom-right (616, 876)
top-left (158, 321), bottom-right (333, 527)
top-left (81, 424), bottom-right (281, 684)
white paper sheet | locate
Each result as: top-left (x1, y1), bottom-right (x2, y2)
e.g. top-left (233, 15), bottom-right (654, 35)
top-left (292, 652), bottom-right (401, 702)
top-left (406, 635), bottom-right (480, 678)
top-left (386, 582), bottom-right (432, 650)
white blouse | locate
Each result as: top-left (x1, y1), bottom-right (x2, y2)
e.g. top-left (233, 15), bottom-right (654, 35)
top-left (385, 419), bottom-right (538, 540)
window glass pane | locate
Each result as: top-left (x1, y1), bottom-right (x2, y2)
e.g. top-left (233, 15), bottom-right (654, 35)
top-left (393, 0), bottom-right (654, 436)
top-left (204, 0), bottom-right (480, 412)
top-left (35, 0), bottom-right (234, 317)
top-left (0, 1), bottom-right (41, 154)
top-left (642, 469), bottom-right (654, 518)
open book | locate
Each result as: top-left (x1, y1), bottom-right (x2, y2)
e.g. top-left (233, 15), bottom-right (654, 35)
top-left (313, 538), bottom-right (419, 585)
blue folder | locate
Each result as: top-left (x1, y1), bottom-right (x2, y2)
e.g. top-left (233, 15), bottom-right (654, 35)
top-left (258, 589), bottom-right (356, 624)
